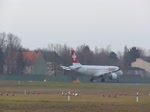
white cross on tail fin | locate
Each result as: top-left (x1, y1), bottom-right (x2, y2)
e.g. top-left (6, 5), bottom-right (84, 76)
top-left (71, 50), bottom-right (81, 66)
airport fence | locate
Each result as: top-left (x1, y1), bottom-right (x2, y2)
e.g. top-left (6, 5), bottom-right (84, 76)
top-left (0, 74), bottom-right (150, 83)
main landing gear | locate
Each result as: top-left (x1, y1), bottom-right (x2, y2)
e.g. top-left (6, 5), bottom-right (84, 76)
top-left (90, 76), bottom-right (105, 82)
top-left (90, 76), bottom-right (94, 82)
top-left (116, 78), bottom-right (119, 83)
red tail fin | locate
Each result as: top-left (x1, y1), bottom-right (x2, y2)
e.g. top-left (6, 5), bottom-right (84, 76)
top-left (71, 50), bottom-right (80, 66)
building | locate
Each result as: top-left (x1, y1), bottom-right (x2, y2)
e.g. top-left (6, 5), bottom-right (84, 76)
top-left (131, 58), bottom-right (150, 77)
top-left (23, 52), bottom-right (48, 75)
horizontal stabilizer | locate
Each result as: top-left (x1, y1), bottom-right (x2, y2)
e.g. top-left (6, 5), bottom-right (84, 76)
top-left (60, 66), bottom-right (71, 71)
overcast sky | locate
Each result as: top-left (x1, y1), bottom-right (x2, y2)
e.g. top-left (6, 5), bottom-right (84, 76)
top-left (0, 0), bottom-right (150, 52)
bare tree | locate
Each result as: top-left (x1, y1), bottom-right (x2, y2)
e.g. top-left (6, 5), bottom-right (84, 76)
top-left (16, 48), bottom-right (25, 74)
top-left (0, 32), bottom-right (6, 49)
top-left (93, 47), bottom-right (110, 65)
top-left (5, 33), bottom-right (21, 74)
top-left (59, 44), bottom-right (71, 66)
top-left (47, 44), bottom-right (71, 65)
top-left (46, 44), bottom-right (71, 76)
top-left (76, 45), bottom-right (94, 65)
top-left (109, 51), bottom-right (119, 66)
top-left (117, 51), bottom-right (124, 68)
top-left (0, 32), bottom-right (6, 73)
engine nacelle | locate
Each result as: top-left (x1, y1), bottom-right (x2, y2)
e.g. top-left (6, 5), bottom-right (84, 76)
top-left (109, 73), bottom-right (118, 80)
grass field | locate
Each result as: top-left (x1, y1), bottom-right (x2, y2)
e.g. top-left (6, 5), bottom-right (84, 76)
top-left (0, 81), bottom-right (150, 112)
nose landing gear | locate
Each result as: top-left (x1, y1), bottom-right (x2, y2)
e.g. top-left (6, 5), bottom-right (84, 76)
top-left (101, 78), bottom-right (105, 82)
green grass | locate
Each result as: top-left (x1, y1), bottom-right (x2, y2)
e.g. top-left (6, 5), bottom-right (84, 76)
top-left (0, 82), bottom-right (149, 112)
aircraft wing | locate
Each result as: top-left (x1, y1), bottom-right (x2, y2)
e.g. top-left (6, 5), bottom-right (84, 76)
top-left (60, 66), bottom-right (71, 71)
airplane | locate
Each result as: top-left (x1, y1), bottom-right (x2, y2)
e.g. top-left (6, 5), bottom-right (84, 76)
top-left (61, 49), bottom-right (123, 82)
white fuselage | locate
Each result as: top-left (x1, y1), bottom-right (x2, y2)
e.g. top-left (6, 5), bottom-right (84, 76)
top-left (69, 65), bottom-right (123, 77)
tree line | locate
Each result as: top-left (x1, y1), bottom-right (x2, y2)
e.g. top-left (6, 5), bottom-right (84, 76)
top-left (0, 32), bottom-right (150, 75)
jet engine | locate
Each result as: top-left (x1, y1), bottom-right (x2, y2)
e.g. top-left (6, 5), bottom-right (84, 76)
top-left (109, 73), bottom-right (118, 80)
